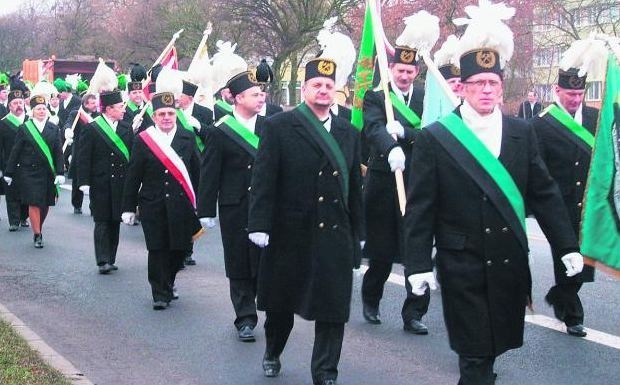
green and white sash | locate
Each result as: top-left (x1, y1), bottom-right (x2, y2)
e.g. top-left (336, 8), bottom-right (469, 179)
top-left (215, 114), bottom-right (260, 157)
top-left (389, 91), bottom-right (421, 129)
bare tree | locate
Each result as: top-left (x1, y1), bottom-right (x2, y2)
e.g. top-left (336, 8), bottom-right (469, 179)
top-left (225, 0), bottom-right (358, 105)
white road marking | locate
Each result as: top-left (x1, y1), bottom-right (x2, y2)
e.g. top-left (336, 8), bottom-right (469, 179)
top-left (356, 249), bottom-right (620, 351)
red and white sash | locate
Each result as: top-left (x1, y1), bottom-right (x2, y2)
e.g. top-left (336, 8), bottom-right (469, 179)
top-left (139, 127), bottom-right (196, 208)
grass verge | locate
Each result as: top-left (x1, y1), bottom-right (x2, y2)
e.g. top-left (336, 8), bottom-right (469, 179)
top-left (0, 318), bottom-right (71, 385)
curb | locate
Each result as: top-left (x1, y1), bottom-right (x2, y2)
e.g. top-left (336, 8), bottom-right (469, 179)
top-left (0, 302), bottom-right (94, 385)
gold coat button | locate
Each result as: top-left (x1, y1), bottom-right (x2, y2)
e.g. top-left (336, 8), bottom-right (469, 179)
top-left (486, 260), bottom-right (493, 266)
top-left (247, 186), bottom-right (252, 191)
top-left (503, 259), bottom-right (510, 264)
top-left (247, 164), bottom-right (252, 169)
top-left (576, 181), bottom-right (581, 186)
top-left (333, 171), bottom-right (339, 177)
top-left (577, 202), bottom-right (582, 207)
top-left (575, 161), bottom-right (579, 166)
top-left (318, 222), bottom-right (325, 228)
top-left (502, 227), bottom-right (508, 233)
top-left (318, 196), bottom-right (324, 202)
top-left (485, 228), bottom-right (491, 234)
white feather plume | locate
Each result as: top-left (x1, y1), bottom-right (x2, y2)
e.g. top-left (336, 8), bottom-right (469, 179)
top-left (395, 10), bottom-right (440, 56)
top-left (453, 0), bottom-right (515, 68)
top-left (317, 18), bottom-right (357, 89)
top-left (559, 34), bottom-right (609, 79)
top-left (88, 60), bottom-right (118, 94)
top-left (211, 40), bottom-right (247, 91)
top-left (31, 81), bottom-right (58, 100)
top-left (434, 35), bottom-right (461, 67)
top-left (64, 74), bottom-right (81, 91)
top-left (155, 67), bottom-right (184, 97)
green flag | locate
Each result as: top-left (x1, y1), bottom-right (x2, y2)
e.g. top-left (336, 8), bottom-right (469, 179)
top-left (580, 53), bottom-right (620, 277)
top-left (350, 1), bottom-right (375, 131)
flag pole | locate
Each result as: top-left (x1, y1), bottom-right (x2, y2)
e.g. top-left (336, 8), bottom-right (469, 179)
top-left (421, 55), bottom-right (460, 108)
top-left (368, 0), bottom-right (407, 216)
top-left (132, 30), bottom-right (184, 131)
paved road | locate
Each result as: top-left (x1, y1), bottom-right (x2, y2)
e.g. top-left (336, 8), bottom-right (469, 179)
top-left (0, 190), bottom-right (618, 385)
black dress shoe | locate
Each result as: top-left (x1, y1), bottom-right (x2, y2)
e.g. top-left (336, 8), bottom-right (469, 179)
top-left (262, 355), bottom-right (281, 377)
top-left (9, 225), bottom-right (18, 232)
top-left (74, 207), bottom-right (82, 214)
top-left (20, 220), bottom-right (29, 227)
top-left (33, 234), bottom-right (43, 248)
top-left (184, 256), bottom-right (196, 266)
top-left (98, 264), bottom-right (112, 274)
top-left (566, 324), bottom-right (587, 337)
top-left (238, 325), bottom-right (255, 342)
top-left (362, 302), bottom-right (381, 324)
top-left (152, 301), bottom-right (169, 310)
top-left (403, 319), bottom-right (428, 335)
top-left (109, 264), bottom-right (118, 271)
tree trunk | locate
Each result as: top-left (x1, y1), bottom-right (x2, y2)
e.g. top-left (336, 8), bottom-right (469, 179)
top-left (288, 54), bottom-right (299, 106)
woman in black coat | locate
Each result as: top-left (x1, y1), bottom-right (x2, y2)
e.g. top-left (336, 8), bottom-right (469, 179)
top-left (4, 95), bottom-right (64, 247)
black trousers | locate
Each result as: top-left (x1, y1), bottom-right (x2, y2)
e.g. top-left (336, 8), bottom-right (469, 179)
top-left (457, 356), bottom-right (496, 385)
top-left (148, 249), bottom-right (185, 302)
top-left (71, 178), bottom-right (83, 209)
top-left (264, 312), bottom-right (344, 384)
top-left (362, 258), bottom-right (430, 322)
top-left (5, 190), bottom-right (28, 226)
top-left (545, 282), bottom-right (584, 326)
top-left (230, 278), bottom-right (257, 329)
top-left (94, 221), bottom-right (120, 266)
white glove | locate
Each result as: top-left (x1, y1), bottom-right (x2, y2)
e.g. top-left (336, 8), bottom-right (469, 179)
top-left (64, 129), bottom-right (74, 140)
top-left (3, 176), bottom-right (12, 186)
top-left (0, 170), bottom-right (3, 178)
top-left (54, 175), bottom-right (65, 185)
top-left (79, 185), bottom-right (90, 194)
top-left (200, 217), bottom-right (216, 228)
top-left (121, 212), bottom-right (136, 225)
top-left (387, 147), bottom-right (406, 172)
top-left (386, 120), bottom-right (405, 138)
top-left (187, 115), bottom-right (202, 130)
top-left (407, 272), bottom-right (437, 296)
top-left (68, 155), bottom-right (72, 164)
top-left (132, 114), bottom-right (143, 131)
top-left (360, 240), bottom-right (366, 250)
top-left (248, 232), bottom-right (270, 248)
top-left (561, 252), bottom-right (584, 277)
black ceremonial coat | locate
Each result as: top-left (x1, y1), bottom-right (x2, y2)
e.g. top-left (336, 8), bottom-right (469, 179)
top-left (77, 119), bottom-right (134, 221)
top-left (248, 110), bottom-right (364, 323)
top-left (0, 115), bottom-right (28, 196)
top-left (404, 109), bottom-right (579, 357)
top-left (58, 95), bottom-right (81, 129)
top-left (197, 116), bottom-right (265, 279)
top-left (362, 84), bottom-right (424, 262)
top-left (532, 104), bottom-right (598, 283)
top-left (122, 127), bottom-right (201, 251)
top-left (5, 120), bottom-right (63, 207)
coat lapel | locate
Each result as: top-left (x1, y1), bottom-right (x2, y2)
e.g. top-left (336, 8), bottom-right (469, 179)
top-left (498, 117), bottom-right (522, 170)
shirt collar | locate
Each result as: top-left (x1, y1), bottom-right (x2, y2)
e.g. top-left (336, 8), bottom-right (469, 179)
top-left (102, 113), bottom-right (118, 131)
top-left (392, 83), bottom-right (414, 104)
top-left (233, 108), bottom-right (258, 133)
top-left (32, 118), bottom-right (47, 132)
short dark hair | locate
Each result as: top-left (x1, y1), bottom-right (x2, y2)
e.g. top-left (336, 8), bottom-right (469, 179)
top-left (82, 93), bottom-right (96, 107)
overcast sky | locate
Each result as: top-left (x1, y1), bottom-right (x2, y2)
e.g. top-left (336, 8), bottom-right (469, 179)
top-left (0, 0), bottom-right (27, 16)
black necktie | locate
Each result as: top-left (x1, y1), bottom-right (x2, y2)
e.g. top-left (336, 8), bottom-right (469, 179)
top-left (403, 93), bottom-right (410, 105)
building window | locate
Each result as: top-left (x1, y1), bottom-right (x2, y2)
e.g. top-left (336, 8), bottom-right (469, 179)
top-left (535, 84), bottom-right (554, 103)
top-left (586, 81), bottom-right (602, 101)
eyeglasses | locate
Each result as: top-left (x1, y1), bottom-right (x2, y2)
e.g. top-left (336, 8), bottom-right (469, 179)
top-left (463, 79), bottom-right (501, 89)
top-left (155, 111), bottom-right (176, 117)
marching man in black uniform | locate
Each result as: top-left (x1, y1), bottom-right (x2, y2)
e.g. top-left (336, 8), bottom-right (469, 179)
top-left (403, 3), bottom-right (584, 383)
top-left (247, 57), bottom-right (364, 385)
top-left (4, 95), bottom-right (64, 248)
top-left (121, 91), bottom-right (202, 310)
top-left (0, 86), bottom-right (30, 231)
top-left (532, 66), bottom-right (598, 337)
top-left (78, 90), bottom-right (133, 274)
top-left (198, 70), bottom-right (266, 342)
top-left (361, 41), bottom-right (428, 332)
